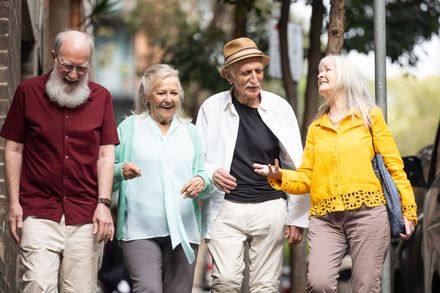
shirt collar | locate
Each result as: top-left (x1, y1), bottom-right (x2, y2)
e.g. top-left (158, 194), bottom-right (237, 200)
top-left (223, 87), bottom-right (234, 112)
top-left (315, 109), bottom-right (362, 127)
top-left (223, 87), bottom-right (270, 112)
top-left (145, 114), bottom-right (182, 136)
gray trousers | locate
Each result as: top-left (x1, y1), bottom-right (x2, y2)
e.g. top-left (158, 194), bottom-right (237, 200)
top-left (306, 205), bottom-right (390, 293)
top-left (120, 237), bottom-right (198, 293)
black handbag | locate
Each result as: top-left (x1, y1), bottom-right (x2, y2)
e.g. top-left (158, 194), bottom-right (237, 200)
top-left (369, 127), bottom-right (406, 239)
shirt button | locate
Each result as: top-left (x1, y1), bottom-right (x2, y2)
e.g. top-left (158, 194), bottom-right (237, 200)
top-left (65, 135), bottom-right (69, 139)
top-left (65, 155), bottom-right (69, 159)
top-left (65, 115), bottom-right (69, 118)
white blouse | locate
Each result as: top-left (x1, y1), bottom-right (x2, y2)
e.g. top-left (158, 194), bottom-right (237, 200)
top-left (123, 116), bottom-right (199, 249)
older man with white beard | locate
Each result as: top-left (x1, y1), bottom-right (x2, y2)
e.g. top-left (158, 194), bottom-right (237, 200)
top-left (0, 30), bottom-right (119, 292)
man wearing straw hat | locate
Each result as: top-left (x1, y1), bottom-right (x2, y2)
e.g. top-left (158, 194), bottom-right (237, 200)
top-left (196, 37), bottom-right (309, 292)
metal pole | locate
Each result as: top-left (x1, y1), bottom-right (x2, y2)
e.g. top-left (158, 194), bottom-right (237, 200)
top-left (374, 1), bottom-right (390, 293)
top-left (374, 0), bottom-right (387, 119)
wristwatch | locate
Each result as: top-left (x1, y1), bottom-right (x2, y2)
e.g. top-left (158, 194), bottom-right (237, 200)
top-left (97, 197), bottom-right (111, 208)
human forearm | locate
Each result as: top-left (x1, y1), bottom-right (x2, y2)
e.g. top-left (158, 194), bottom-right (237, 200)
top-left (268, 169), bottom-right (311, 194)
top-left (371, 109), bottom-right (417, 222)
top-left (5, 140), bottom-right (24, 204)
top-left (5, 140), bottom-right (24, 243)
top-left (97, 145), bottom-right (115, 200)
top-left (93, 145), bottom-right (115, 243)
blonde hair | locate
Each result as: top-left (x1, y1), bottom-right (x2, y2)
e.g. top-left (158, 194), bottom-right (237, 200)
top-left (134, 64), bottom-right (190, 122)
top-left (316, 55), bottom-right (376, 126)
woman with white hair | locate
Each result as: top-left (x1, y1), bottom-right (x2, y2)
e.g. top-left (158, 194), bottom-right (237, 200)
top-left (112, 64), bottom-right (211, 292)
top-left (254, 55), bottom-right (417, 292)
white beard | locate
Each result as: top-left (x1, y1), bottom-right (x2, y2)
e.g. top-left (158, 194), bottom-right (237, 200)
top-left (45, 70), bottom-right (91, 108)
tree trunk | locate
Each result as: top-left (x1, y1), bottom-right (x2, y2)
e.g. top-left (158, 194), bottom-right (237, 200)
top-left (302, 0), bottom-right (324, 142)
top-left (233, 3), bottom-right (247, 38)
top-left (327, 0), bottom-right (345, 55)
top-left (278, 0), bottom-right (298, 111)
top-left (289, 236), bottom-right (307, 293)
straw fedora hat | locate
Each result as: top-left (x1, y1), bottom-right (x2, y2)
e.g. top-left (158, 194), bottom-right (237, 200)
top-left (220, 37), bottom-right (270, 78)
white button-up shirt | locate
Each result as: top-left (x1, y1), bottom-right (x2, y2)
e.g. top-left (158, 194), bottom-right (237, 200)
top-left (196, 89), bottom-right (310, 239)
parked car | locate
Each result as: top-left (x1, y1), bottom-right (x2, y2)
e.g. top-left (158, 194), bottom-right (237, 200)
top-left (392, 119), bottom-right (440, 293)
top-left (390, 148), bottom-right (431, 293)
top-left (421, 119), bottom-right (440, 293)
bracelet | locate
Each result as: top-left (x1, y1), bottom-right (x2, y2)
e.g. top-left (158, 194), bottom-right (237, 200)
top-left (97, 198), bottom-right (111, 208)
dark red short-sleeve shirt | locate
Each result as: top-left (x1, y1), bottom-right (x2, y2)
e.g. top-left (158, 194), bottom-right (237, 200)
top-left (0, 73), bottom-right (119, 225)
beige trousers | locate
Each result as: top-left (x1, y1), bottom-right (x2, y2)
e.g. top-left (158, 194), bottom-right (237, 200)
top-left (207, 198), bottom-right (287, 293)
top-left (307, 205), bottom-right (390, 293)
top-left (20, 216), bottom-right (103, 293)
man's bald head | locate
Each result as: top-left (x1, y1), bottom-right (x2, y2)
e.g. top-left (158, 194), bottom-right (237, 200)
top-left (53, 30), bottom-right (94, 59)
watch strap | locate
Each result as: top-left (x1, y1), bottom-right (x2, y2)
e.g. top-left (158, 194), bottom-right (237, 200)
top-left (97, 197), bottom-right (111, 208)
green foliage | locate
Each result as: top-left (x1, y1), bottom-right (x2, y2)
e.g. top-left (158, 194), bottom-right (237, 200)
top-left (387, 75), bottom-right (440, 155)
top-left (125, 0), bottom-right (189, 49)
top-left (163, 27), bottom-right (226, 94)
top-left (85, 0), bottom-right (120, 28)
top-left (344, 0), bottom-right (440, 65)
top-left (126, 0), bottom-right (274, 96)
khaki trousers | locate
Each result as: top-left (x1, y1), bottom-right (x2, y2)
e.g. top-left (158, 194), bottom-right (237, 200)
top-left (307, 205), bottom-right (390, 293)
top-left (207, 198), bottom-right (287, 293)
top-left (20, 216), bottom-right (103, 293)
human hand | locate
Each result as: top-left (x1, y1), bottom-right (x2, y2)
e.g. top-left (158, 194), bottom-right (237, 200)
top-left (122, 162), bottom-right (142, 180)
top-left (399, 216), bottom-right (416, 240)
top-left (92, 203), bottom-right (114, 243)
top-left (8, 201), bottom-right (23, 244)
top-left (212, 168), bottom-right (237, 193)
top-left (284, 225), bottom-right (304, 246)
top-left (181, 176), bottom-right (205, 199)
top-left (253, 159), bottom-right (282, 180)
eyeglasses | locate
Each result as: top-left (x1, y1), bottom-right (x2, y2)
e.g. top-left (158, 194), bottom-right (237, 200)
top-left (56, 56), bottom-right (89, 74)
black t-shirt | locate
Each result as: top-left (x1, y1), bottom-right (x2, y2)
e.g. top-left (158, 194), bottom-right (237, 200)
top-left (226, 95), bottom-right (286, 203)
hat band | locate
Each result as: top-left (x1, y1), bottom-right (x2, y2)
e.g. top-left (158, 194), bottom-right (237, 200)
top-left (224, 47), bottom-right (263, 65)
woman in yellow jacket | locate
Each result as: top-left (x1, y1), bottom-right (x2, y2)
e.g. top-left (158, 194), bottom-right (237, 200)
top-left (254, 55), bottom-right (417, 293)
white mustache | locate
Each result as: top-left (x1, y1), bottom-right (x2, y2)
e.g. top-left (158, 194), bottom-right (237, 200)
top-left (245, 82), bottom-right (260, 89)
top-left (64, 76), bottom-right (80, 83)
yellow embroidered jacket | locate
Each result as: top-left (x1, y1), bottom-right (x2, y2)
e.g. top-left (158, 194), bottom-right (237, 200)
top-left (269, 107), bottom-right (417, 222)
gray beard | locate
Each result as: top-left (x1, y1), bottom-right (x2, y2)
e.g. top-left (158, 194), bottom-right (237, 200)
top-left (45, 70), bottom-right (90, 108)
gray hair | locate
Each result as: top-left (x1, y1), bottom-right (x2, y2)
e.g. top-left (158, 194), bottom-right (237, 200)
top-left (316, 55), bottom-right (376, 126)
top-left (53, 30), bottom-right (95, 56)
top-left (135, 64), bottom-right (189, 122)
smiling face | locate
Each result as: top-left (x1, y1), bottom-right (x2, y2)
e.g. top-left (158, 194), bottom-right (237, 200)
top-left (54, 32), bottom-right (91, 85)
top-left (147, 76), bottom-right (181, 126)
top-left (225, 57), bottom-right (264, 104)
top-left (317, 60), bottom-right (340, 102)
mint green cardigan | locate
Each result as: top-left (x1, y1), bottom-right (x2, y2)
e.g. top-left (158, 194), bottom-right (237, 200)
top-left (112, 115), bottom-right (211, 241)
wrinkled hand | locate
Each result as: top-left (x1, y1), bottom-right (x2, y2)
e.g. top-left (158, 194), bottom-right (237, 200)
top-left (122, 162), bottom-right (142, 180)
top-left (92, 204), bottom-right (114, 243)
top-left (213, 168), bottom-right (237, 193)
top-left (284, 225), bottom-right (304, 246)
top-left (181, 176), bottom-right (205, 199)
top-left (253, 159), bottom-right (282, 180)
top-left (399, 216), bottom-right (416, 240)
top-left (8, 201), bottom-right (23, 244)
